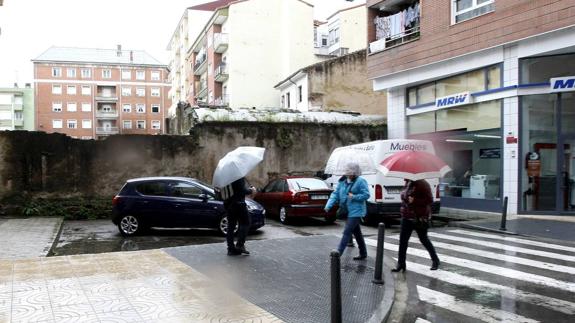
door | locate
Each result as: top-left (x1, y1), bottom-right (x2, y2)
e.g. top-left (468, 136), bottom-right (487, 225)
top-left (132, 181), bottom-right (172, 226)
top-left (560, 92), bottom-right (575, 212)
top-left (168, 181), bottom-right (218, 227)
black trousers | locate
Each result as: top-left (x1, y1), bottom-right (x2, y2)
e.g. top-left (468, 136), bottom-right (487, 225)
top-left (225, 201), bottom-right (250, 250)
top-left (397, 218), bottom-right (439, 267)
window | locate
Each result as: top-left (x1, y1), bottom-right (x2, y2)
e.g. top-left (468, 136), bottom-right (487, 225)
top-left (281, 95), bottom-right (285, 108)
top-left (81, 103), bottom-right (91, 112)
top-left (122, 70), bottom-right (131, 80)
top-left (67, 68), bottom-right (76, 78)
top-left (151, 105), bottom-right (160, 113)
top-left (121, 87), bottom-right (131, 96)
top-left (82, 120), bottom-right (92, 129)
top-left (52, 85), bottom-right (62, 95)
top-left (67, 85), bottom-right (76, 95)
top-left (452, 0), bottom-right (495, 23)
top-left (407, 65), bottom-right (501, 106)
top-left (136, 70), bottom-right (145, 80)
top-left (52, 119), bottom-right (63, 129)
top-left (67, 119), bottom-right (77, 129)
top-left (169, 182), bottom-right (205, 198)
top-left (52, 102), bottom-right (62, 112)
top-left (14, 111), bottom-right (23, 120)
top-left (136, 120), bottom-right (146, 129)
top-left (286, 93), bottom-right (291, 108)
top-left (123, 104), bottom-right (131, 113)
top-left (52, 67), bottom-right (62, 77)
top-left (123, 120), bottom-right (132, 129)
top-left (298, 86), bottom-right (303, 103)
top-left (102, 69), bottom-right (112, 79)
top-left (151, 71), bottom-right (160, 81)
top-left (81, 85), bottom-right (91, 95)
top-left (328, 27), bottom-right (340, 46)
top-left (520, 53), bottom-right (575, 84)
top-left (81, 68), bottom-right (91, 78)
top-left (136, 87), bottom-right (145, 97)
top-left (151, 120), bottom-right (161, 129)
top-left (136, 104), bottom-right (145, 113)
top-left (101, 105), bottom-right (112, 112)
top-left (67, 102), bottom-right (77, 112)
top-left (151, 88), bottom-right (160, 97)
top-left (136, 182), bottom-right (167, 196)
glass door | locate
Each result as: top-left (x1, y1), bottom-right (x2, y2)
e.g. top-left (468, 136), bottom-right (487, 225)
top-left (560, 92), bottom-right (575, 213)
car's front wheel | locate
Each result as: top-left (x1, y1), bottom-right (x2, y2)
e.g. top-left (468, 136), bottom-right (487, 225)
top-left (218, 216), bottom-right (239, 236)
top-left (118, 215), bottom-right (143, 236)
top-left (279, 207), bottom-right (289, 224)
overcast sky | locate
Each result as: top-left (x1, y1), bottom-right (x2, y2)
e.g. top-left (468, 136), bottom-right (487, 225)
top-left (0, 0), bottom-right (364, 87)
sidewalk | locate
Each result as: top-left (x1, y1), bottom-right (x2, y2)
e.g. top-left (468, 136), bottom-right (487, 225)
top-left (453, 214), bottom-right (575, 243)
top-left (0, 217), bottom-right (63, 259)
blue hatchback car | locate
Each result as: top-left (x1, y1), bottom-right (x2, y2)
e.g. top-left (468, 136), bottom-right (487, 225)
top-left (112, 177), bottom-right (265, 236)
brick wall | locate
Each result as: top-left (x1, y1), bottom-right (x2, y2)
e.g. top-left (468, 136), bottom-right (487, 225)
top-left (367, 0), bottom-right (575, 78)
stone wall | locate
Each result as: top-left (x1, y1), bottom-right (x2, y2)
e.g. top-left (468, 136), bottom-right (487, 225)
top-left (0, 123), bottom-right (386, 199)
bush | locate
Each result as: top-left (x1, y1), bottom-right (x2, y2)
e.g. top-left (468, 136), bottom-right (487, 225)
top-left (2, 196), bottom-right (113, 220)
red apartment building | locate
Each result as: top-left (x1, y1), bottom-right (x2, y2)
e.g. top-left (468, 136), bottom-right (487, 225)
top-left (366, 0), bottom-right (575, 216)
top-left (33, 46), bottom-right (171, 140)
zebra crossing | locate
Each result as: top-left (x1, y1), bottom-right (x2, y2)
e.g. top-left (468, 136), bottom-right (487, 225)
top-left (364, 229), bottom-right (575, 323)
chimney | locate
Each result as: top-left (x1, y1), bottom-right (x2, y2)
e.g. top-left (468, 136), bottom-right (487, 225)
top-left (25, 83), bottom-right (31, 88)
top-left (117, 44), bottom-right (122, 57)
top-left (130, 51), bottom-right (133, 63)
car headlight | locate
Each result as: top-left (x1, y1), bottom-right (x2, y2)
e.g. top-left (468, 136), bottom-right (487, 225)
top-left (246, 200), bottom-right (259, 211)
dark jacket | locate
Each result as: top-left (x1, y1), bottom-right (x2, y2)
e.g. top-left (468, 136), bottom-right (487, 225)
top-left (400, 180), bottom-right (433, 220)
top-left (226, 177), bottom-right (253, 205)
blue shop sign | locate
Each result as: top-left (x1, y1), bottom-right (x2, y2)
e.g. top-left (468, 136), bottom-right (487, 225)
top-left (435, 92), bottom-right (471, 108)
top-left (550, 76), bottom-right (575, 93)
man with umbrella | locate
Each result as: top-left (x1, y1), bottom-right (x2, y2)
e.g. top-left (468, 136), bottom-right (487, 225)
top-left (213, 147), bottom-right (265, 256)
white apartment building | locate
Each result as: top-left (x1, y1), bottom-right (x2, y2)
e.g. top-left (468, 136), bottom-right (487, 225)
top-left (314, 2), bottom-right (367, 57)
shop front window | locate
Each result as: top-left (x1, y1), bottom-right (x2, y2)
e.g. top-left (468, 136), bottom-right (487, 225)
top-left (408, 100), bottom-right (502, 201)
top-left (520, 53), bottom-right (575, 84)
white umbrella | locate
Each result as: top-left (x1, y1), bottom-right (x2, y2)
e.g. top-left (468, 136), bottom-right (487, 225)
top-left (324, 147), bottom-right (377, 175)
top-left (212, 146), bottom-right (265, 188)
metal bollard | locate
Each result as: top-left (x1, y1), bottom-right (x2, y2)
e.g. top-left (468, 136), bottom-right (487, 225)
top-left (330, 251), bottom-right (342, 323)
top-left (499, 196), bottom-right (509, 231)
top-left (372, 222), bottom-right (385, 285)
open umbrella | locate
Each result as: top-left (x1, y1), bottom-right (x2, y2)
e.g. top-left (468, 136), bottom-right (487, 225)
top-left (324, 147), bottom-right (377, 175)
top-left (212, 146), bottom-right (265, 188)
top-left (378, 151), bottom-right (451, 181)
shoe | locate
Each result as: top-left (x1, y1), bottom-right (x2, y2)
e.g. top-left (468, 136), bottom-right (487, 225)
top-left (227, 248), bottom-right (241, 256)
top-left (237, 246), bottom-right (250, 255)
top-left (353, 255), bottom-right (367, 261)
top-left (391, 265), bottom-right (406, 273)
top-left (430, 261), bottom-right (440, 271)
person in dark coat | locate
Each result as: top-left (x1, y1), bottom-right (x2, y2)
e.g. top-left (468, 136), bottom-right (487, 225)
top-left (224, 177), bottom-right (255, 256)
top-left (392, 179), bottom-right (440, 272)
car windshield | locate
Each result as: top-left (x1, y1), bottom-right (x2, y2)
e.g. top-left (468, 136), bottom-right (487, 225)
top-left (287, 178), bottom-right (328, 191)
top-left (193, 180), bottom-right (215, 194)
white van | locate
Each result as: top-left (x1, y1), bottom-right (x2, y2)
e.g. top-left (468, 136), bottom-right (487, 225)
top-left (324, 139), bottom-right (441, 224)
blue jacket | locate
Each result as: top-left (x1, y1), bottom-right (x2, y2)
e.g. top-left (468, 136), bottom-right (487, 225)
top-left (324, 177), bottom-right (370, 217)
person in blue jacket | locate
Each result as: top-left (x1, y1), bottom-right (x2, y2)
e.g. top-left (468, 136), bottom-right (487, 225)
top-left (324, 162), bottom-right (370, 260)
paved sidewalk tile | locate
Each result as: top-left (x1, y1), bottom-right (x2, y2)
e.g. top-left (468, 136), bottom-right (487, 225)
top-left (0, 217), bottom-right (63, 260)
top-left (0, 249), bottom-right (281, 323)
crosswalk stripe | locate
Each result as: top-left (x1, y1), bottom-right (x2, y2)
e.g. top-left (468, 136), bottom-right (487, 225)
top-left (366, 240), bottom-right (575, 293)
top-left (417, 286), bottom-right (540, 323)
top-left (396, 259), bottom-right (575, 315)
top-left (449, 229), bottom-right (575, 253)
top-left (387, 235), bottom-right (575, 275)
top-left (414, 318), bottom-right (431, 323)
top-left (427, 232), bottom-right (575, 262)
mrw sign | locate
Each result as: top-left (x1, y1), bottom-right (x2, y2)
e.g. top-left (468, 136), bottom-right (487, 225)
top-left (435, 92), bottom-right (471, 108)
top-left (550, 77), bottom-right (575, 93)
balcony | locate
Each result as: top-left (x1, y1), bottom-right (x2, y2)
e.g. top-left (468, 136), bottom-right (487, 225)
top-left (214, 95), bottom-right (229, 106)
top-left (14, 119), bottom-right (24, 127)
top-left (96, 110), bottom-right (119, 119)
top-left (194, 52), bottom-right (207, 76)
top-left (196, 82), bottom-right (208, 99)
top-left (369, 1), bottom-right (420, 54)
top-left (13, 103), bottom-right (23, 111)
top-left (96, 127), bottom-right (119, 135)
top-left (213, 33), bottom-right (229, 53)
top-left (214, 63), bottom-right (228, 82)
top-left (95, 94), bottom-right (118, 102)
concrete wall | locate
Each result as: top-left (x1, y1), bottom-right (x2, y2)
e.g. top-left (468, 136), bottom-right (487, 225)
top-left (339, 5), bottom-right (367, 53)
top-left (0, 123), bottom-right (386, 198)
top-left (307, 50), bottom-right (387, 115)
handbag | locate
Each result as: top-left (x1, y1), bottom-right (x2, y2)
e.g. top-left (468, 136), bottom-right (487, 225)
top-left (336, 180), bottom-right (356, 220)
top-left (414, 216), bottom-right (429, 230)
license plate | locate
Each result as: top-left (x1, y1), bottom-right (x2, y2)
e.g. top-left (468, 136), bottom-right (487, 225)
top-left (311, 195), bottom-right (329, 200)
top-left (385, 187), bottom-right (403, 194)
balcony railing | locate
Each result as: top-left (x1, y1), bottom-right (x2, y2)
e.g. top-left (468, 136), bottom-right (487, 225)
top-left (370, 5), bottom-right (420, 54)
top-left (213, 33), bottom-right (229, 53)
top-left (14, 119), bottom-right (24, 127)
top-left (196, 83), bottom-right (208, 99)
top-left (13, 103), bottom-right (23, 111)
top-left (96, 127), bottom-right (119, 135)
top-left (194, 52), bottom-right (207, 75)
top-left (96, 110), bottom-right (119, 119)
top-left (214, 95), bottom-right (229, 106)
top-left (214, 63), bottom-right (228, 82)
top-left (95, 94), bottom-right (118, 102)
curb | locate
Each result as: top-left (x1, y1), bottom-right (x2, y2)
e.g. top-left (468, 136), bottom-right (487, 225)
top-left (367, 255), bottom-right (396, 323)
top-left (46, 217), bottom-right (65, 257)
